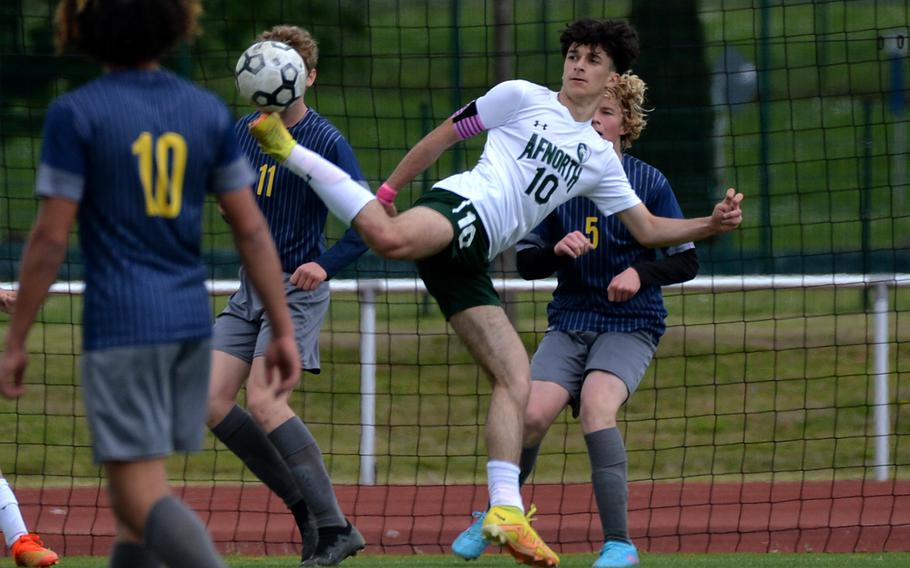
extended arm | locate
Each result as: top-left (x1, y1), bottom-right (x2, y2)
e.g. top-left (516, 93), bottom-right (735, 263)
top-left (384, 118), bottom-right (462, 191)
top-left (616, 188), bottom-right (743, 248)
top-left (1, 197), bottom-right (78, 399)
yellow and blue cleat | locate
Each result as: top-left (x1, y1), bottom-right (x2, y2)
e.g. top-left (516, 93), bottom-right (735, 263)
top-left (481, 504), bottom-right (559, 567)
top-left (452, 511), bottom-right (490, 560)
top-left (593, 540), bottom-right (639, 567)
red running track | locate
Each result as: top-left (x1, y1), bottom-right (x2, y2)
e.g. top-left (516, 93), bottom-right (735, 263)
top-left (4, 481), bottom-right (909, 557)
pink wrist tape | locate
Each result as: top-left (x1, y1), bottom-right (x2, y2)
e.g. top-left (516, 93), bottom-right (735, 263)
top-left (376, 182), bottom-right (398, 205)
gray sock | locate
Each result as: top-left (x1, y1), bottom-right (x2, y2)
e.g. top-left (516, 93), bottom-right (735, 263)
top-left (518, 445), bottom-right (540, 486)
top-left (269, 417), bottom-right (346, 528)
top-left (144, 496), bottom-right (225, 568)
top-left (585, 428), bottom-right (630, 543)
top-left (110, 541), bottom-right (159, 568)
top-left (211, 405), bottom-right (305, 509)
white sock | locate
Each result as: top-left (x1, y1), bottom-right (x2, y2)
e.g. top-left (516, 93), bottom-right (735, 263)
top-left (487, 460), bottom-right (523, 511)
top-left (0, 478), bottom-right (28, 547)
top-left (284, 145), bottom-right (375, 226)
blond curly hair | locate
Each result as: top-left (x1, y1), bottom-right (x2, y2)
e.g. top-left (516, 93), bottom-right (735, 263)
top-left (604, 71), bottom-right (650, 150)
top-left (258, 25), bottom-right (318, 72)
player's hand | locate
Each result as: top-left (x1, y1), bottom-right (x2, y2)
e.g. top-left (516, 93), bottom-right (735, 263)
top-left (553, 230), bottom-right (594, 259)
top-left (249, 113), bottom-right (296, 162)
top-left (0, 346), bottom-right (28, 399)
top-left (263, 334), bottom-right (300, 398)
top-left (0, 290), bottom-right (15, 314)
top-left (711, 188), bottom-right (744, 233)
top-left (607, 267), bottom-right (641, 302)
top-left (290, 262), bottom-right (327, 291)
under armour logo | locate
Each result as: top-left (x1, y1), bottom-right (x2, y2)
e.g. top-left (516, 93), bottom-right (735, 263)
top-left (533, 120), bottom-right (548, 130)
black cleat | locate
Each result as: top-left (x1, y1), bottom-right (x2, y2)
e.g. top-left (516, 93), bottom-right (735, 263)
top-left (301, 522), bottom-right (366, 566)
top-left (292, 500), bottom-right (319, 563)
top-left (300, 512), bottom-right (319, 562)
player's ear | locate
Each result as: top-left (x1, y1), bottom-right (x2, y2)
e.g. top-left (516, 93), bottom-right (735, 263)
top-left (306, 67), bottom-right (317, 88)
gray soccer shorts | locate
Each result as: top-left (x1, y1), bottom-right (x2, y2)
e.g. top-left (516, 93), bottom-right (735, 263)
top-left (80, 339), bottom-right (211, 464)
top-left (212, 270), bottom-right (329, 373)
top-left (529, 330), bottom-right (657, 417)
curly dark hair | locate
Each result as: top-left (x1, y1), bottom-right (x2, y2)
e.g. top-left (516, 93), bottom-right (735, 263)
top-left (559, 18), bottom-right (639, 74)
top-left (55, 0), bottom-right (201, 66)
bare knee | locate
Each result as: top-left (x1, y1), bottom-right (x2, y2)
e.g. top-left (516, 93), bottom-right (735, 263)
top-left (105, 461), bottom-right (170, 537)
top-left (523, 405), bottom-right (551, 446)
top-left (246, 386), bottom-right (295, 433)
top-left (246, 387), bottom-right (280, 428)
top-left (579, 373), bottom-right (628, 433)
top-left (206, 395), bottom-right (235, 429)
top-left (492, 369), bottom-right (531, 408)
top-left (580, 403), bottom-right (618, 432)
top-left (207, 352), bottom-right (249, 428)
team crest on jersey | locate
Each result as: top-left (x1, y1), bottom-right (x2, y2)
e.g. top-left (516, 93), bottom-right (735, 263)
top-left (576, 143), bottom-right (591, 164)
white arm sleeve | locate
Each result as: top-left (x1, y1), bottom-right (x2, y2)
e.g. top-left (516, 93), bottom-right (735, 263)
top-left (283, 145), bottom-right (375, 226)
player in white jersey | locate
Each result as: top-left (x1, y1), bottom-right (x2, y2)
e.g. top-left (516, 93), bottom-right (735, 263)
top-left (249, 19), bottom-right (743, 568)
top-left (432, 78), bottom-right (639, 258)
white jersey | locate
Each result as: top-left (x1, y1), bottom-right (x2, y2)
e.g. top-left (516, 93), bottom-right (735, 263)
top-left (435, 79), bottom-right (641, 259)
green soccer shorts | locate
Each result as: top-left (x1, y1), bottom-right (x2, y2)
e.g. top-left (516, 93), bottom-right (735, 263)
top-left (412, 189), bottom-right (502, 319)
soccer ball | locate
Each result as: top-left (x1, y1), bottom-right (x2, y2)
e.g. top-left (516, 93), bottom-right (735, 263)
top-left (234, 41), bottom-right (307, 112)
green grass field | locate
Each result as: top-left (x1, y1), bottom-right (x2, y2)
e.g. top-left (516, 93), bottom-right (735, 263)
top-left (10, 552), bottom-right (910, 568)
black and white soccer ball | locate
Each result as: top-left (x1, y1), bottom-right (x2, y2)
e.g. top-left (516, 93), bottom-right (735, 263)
top-left (234, 41), bottom-right (307, 112)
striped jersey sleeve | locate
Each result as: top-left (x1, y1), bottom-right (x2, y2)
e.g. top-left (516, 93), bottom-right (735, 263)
top-left (36, 101), bottom-right (89, 202)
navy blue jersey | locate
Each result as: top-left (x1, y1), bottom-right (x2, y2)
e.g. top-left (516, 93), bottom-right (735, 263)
top-left (36, 69), bottom-right (255, 351)
top-left (236, 110), bottom-right (368, 275)
top-left (518, 154), bottom-right (694, 342)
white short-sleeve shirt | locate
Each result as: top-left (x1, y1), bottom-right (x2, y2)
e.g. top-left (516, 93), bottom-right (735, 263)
top-left (435, 80), bottom-right (642, 258)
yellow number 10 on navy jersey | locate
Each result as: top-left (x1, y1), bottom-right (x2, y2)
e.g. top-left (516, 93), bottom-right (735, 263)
top-left (131, 131), bottom-right (187, 218)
